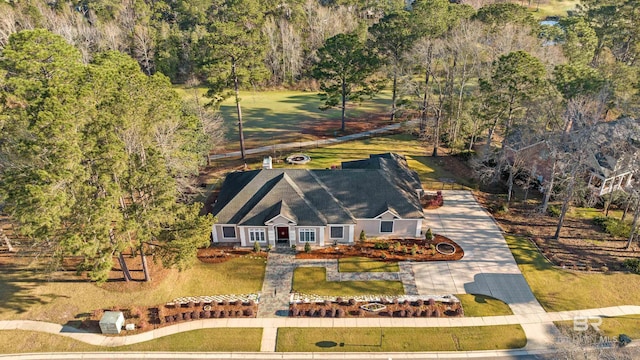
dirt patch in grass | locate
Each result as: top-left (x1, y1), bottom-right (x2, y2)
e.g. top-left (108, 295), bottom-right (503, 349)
top-left (475, 192), bottom-right (640, 272)
top-left (298, 113), bottom-right (393, 138)
top-left (296, 236), bottom-right (463, 262)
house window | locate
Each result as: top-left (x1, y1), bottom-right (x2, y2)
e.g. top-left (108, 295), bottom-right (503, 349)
top-left (330, 226), bottom-right (343, 239)
top-left (222, 226), bottom-right (236, 238)
top-left (248, 228), bottom-right (266, 242)
top-left (299, 228), bottom-right (316, 242)
top-left (380, 221), bottom-right (393, 233)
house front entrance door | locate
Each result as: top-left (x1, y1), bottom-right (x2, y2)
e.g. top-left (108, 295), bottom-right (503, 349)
top-left (276, 227), bottom-right (289, 243)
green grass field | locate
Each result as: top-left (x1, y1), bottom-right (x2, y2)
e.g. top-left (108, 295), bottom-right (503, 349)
top-left (338, 257), bottom-right (400, 272)
top-left (0, 329), bottom-right (262, 353)
top-left (292, 267), bottom-right (404, 296)
top-left (265, 133), bottom-right (475, 189)
top-left (174, 87), bottom-right (392, 148)
top-left (276, 326), bottom-right (526, 352)
top-left (534, 0), bottom-right (580, 18)
top-left (505, 235), bottom-right (640, 312)
top-left (457, 294), bottom-right (513, 317)
top-left (0, 257), bottom-right (266, 324)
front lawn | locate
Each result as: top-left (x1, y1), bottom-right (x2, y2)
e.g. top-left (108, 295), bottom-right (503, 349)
top-left (0, 257), bottom-right (266, 324)
top-left (276, 326), bottom-right (526, 352)
top-left (457, 294), bottom-right (513, 317)
top-left (338, 257), bottom-right (399, 272)
top-left (292, 267), bottom-right (404, 296)
top-left (505, 235), bottom-right (640, 312)
top-left (0, 328), bottom-right (262, 353)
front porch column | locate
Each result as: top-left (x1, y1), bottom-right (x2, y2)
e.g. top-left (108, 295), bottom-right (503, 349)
top-left (267, 227), bottom-right (275, 246)
top-left (289, 227), bottom-right (296, 247)
top-left (318, 228), bottom-right (325, 246)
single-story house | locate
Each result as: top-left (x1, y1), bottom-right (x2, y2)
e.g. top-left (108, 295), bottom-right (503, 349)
top-left (210, 153), bottom-right (425, 247)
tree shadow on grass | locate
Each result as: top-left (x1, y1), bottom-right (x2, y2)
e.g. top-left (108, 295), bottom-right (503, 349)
top-left (0, 269), bottom-right (71, 315)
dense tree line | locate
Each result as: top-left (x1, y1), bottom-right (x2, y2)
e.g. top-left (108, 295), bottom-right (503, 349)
top-left (1, 0), bottom-right (639, 267)
top-left (0, 29), bottom-right (217, 282)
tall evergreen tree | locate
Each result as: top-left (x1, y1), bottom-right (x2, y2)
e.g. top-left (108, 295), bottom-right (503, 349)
top-left (202, 0), bottom-right (270, 160)
top-left (313, 32), bottom-right (383, 132)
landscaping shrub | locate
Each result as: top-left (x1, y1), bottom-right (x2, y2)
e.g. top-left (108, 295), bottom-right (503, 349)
top-left (405, 309), bottom-right (413, 317)
top-left (235, 310), bottom-right (242, 317)
top-left (222, 300), bottom-right (229, 306)
top-left (192, 311), bottom-right (199, 319)
top-left (397, 310), bottom-right (406, 317)
top-left (374, 242), bottom-right (390, 250)
top-left (417, 299), bottom-right (424, 307)
top-left (188, 301), bottom-right (195, 308)
top-left (165, 315), bottom-right (172, 323)
top-left (425, 228), bottom-right (434, 241)
top-left (247, 300), bottom-right (256, 306)
top-left (328, 308), bottom-right (336, 317)
top-left (304, 241), bottom-right (312, 253)
top-left (324, 300), bottom-right (331, 306)
top-left (411, 245), bottom-right (417, 256)
top-left (244, 308), bottom-right (254, 316)
top-left (319, 308), bottom-right (326, 317)
top-left (183, 312), bottom-right (191, 320)
top-left (547, 205), bottom-right (561, 218)
top-left (336, 297), bottom-right (344, 304)
top-left (427, 298), bottom-right (436, 306)
top-left (593, 216), bottom-right (632, 238)
top-left (203, 311), bottom-right (211, 318)
top-left (253, 241), bottom-right (261, 252)
top-left (623, 258), bottom-right (640, 274)
top-left (402, 299), bottom-right (410, 306)
top-left (219, 310), bottom-right (226, 318)
top-left (432, 309), bottom-right (441, 317)
top-left (359, 230), bottom-right (366, 242)
top-left (356, 309), bottom-right (364, 317)
top-left (212, 310), bottom-right (220, 318)
top-left (336, 309), bottom-right (345, 318)
top-left (348, 298), bottom-right (357, 306)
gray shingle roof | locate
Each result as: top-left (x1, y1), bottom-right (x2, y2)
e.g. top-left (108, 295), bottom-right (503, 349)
top-left (211, 153), bottom-right (424, 225)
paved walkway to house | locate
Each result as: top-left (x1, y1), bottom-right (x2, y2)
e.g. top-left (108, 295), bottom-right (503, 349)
top-left (256, 246), bottom-right (296, 319)
top-left (209, 120), bottom-right (415, 161)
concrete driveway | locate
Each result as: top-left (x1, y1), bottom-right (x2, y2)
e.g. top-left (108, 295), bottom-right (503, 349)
top-left (416, 190), bottom-right (545, 316)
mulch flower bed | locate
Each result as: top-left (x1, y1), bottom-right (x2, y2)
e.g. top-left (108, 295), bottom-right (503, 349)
top-left (422, 191), bottom-right (444, 209)
top-left (296, 235), bottom-right (463, 261)
top-left (80, 300), bottom-right (258, 335)
top-left (197, 246), bottom-right (267, 263)
top-left (290, 298), bottom-right (463, 318)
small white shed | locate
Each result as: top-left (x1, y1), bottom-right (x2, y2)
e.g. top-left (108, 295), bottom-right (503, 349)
top-left (99, 311), bottom-right (125, 334)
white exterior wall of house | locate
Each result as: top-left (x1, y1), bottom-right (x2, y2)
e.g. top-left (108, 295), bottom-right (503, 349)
top-left (354, 219), bottom-right (421, 239)
top-left (237, 226), bottom-right (269, 247)
top-left (323, 224), bottom-right (355, 244)
top-left (212, 224), bottom-right (241, 244)
top-left (292, 226), bottom-right (324, 247)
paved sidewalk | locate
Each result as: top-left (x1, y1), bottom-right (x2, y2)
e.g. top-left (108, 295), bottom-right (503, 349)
top-left (209, 120), bottom-right (415, 161)
top-left (2, 305), bottom-right (640, 349)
